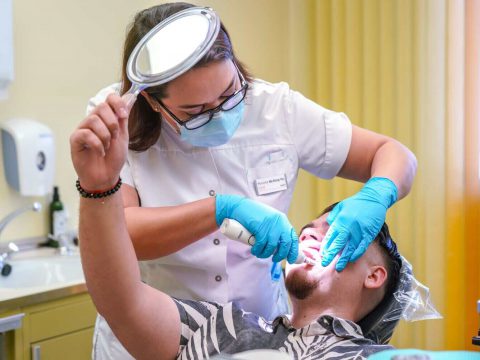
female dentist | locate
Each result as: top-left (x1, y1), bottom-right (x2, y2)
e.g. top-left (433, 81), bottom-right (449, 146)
top-left (78, 2), bottom-right (416, 358)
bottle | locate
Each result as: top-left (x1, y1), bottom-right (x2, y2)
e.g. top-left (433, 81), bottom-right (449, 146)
top-left (49, 186), bottom-right (67, 241)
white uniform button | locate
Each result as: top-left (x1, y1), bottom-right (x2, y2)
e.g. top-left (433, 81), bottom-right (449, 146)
top-left (215, 275), bottom-right (222, 282)
top-left (209, 190), bottom-right (216, 196)
top-left (213, 238), bottom-right (220, 245)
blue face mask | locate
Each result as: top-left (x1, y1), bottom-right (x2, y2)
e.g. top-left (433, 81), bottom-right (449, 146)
top-left (179, 100), bottom-right (245, 147)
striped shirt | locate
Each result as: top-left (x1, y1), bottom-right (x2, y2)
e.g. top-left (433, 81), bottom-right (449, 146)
top-left (174, 299), bottom-right (394, 360)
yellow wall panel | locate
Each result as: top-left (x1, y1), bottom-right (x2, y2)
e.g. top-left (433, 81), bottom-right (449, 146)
top-left (411, 0), bottom-right (429, 348)
top-left (315, 0), bottom-right (333, 107)
top-left (288, 0), bottom-right (480, 350)
top-left (363, 0), bottom-right (380, 132)
top-left (391, 0), bottom-right (417, 348)
top-left (379, 0), bottom-right (396, 137)
top-left (285, 0), bottom-right (318, 231)
top-left (344, 0), bottom-right (364, 199)
top-left (314, 0), bottom-right (337, 210)
top-left (464, 0), bottom-right (480, 350)
top-left (423, 0), bottom-right (446, 350)
top-left (445, 0), bottom-right (466, 349)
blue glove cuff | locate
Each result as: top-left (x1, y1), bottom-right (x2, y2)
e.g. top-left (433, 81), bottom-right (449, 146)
top-left (364, 177), bottom-right (398, 208)
top-left (214, 194), bottom-right (244, 226)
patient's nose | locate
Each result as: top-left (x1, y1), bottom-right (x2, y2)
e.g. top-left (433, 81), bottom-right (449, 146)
top-left (299, 231), bottom-right (319, 242)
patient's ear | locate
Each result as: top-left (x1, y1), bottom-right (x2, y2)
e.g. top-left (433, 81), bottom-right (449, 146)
top-left (364, 265), bottom-right (387, 289)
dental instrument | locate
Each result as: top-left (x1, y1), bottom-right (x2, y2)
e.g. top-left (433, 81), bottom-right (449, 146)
top-left (220, 219), bottom-right (317, 266)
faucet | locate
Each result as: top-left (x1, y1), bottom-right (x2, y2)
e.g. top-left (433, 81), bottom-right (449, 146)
top-left (0, 202), bottom-right (42, 238)
top-left (0, 202), bottom-right (42, 276)
top-left (0, 242), bottom-right (18, 276)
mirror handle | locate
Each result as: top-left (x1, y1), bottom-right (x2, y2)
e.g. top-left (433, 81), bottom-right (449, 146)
top-left (122, 83), bottom-right (146, 111)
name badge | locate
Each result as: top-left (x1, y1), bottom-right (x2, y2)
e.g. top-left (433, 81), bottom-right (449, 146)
top-left (254, 174), bottom-right (288, 196)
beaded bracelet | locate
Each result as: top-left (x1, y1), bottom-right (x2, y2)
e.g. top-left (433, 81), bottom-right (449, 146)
top-left (76, 178), bottom-right (122, 199)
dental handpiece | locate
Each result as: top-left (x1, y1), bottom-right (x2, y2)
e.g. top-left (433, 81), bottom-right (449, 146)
top-left (220, 219), bottom-right (316, 265)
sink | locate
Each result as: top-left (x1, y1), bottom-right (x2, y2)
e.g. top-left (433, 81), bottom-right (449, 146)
top-left (0, 251), bottom-right (84, 289)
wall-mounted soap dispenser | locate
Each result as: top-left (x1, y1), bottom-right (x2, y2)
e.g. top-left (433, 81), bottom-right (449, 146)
top-left (0, 118), bottom-right (55, 196)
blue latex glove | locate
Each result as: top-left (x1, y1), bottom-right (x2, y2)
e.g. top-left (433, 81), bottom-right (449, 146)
top-left (321, 177), bottom-right (398, 271)
top-left (216, 194), bottom-right (299, 264)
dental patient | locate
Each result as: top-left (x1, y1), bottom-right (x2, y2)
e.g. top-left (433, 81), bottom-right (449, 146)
top-left (70, 113), bottom-right (403, 360)
top-left (78, 192), bottom-right (402, 360)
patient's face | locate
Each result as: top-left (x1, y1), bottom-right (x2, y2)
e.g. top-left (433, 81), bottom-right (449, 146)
top-left (285, 212), bottom-right (370, 301)
top-left (297, 213), bottom-right (330, 264)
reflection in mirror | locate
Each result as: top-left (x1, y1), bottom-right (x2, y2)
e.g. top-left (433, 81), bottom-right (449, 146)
top-left (137, 14), bottom-right (211, 76)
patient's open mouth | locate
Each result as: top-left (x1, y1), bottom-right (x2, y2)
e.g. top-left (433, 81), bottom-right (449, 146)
top-left (301, 246), bottom-right (321, 264)
top-left (299, 236), bottom-right (322, 265)
top-left (302, 249), bottom-right (315, 259)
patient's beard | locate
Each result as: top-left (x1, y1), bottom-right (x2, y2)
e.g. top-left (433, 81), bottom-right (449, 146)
top-left (285, 270), bottom-right (320, 300)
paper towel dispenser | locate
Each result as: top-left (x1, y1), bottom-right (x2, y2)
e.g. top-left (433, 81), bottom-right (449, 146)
top-left (0, 118), bottom-right (55, 196)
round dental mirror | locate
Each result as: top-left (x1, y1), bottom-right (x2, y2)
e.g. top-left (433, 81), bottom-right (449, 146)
top-left (124, 7), bottom-right (220, 106)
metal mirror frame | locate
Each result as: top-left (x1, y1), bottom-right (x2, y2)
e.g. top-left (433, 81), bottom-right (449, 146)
top-left (126, 7), bottom-right (220, 88)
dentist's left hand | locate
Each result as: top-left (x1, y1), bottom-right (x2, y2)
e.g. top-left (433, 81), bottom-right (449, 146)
top-left (321, 177), bottom-right (398, 271)
top-left (70, 94), bottom-right (129, 188)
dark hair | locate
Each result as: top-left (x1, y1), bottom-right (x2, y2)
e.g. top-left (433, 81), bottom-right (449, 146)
top-left (120, 2), bottom-right (253, 152)
top-left (316, 202), bottom-right (402, 299)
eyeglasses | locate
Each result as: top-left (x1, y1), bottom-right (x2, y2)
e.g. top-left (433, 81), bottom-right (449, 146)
top-left (151, 63), bottom-right (248, 130)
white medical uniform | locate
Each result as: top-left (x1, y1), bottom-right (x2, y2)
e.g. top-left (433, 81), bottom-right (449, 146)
top-left (87, 79), bottom-right (352, 359)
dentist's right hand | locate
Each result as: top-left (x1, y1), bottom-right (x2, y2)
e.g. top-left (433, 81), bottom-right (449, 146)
top-left (70, 94), bottom-right (129, 189)
top-left (215, 195), bottom-right (299, 264)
